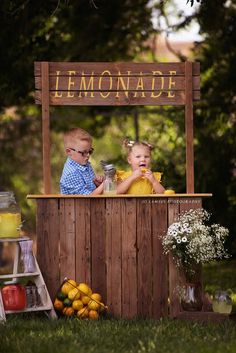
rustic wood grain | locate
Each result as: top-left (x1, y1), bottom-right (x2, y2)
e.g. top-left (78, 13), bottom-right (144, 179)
top-left (90, 199), bottom-right (107, 303)
top-left (75, 198), bottom-right (91, 285)
top-left (35, 76), bottom-right (200, 90)
top-left (106, 198), bottom-right (122, 317)
top-left (137, 198), bottom-right (153, 317)
top-left (121, 198), bottom-right (138, 318)
top-left (35, 90), bottom-right (200, 106)
top-left (168, 198), bottom-right (181, 318)
top-left (152, 198), bottom-right (168, 318)
top-left (41, 62), bottom-right (51, 193)
top-left (36, 199), bottom-right (60, 299)
top-left (34, 62), bottom-right (200, 76)
top-left (59, 199), bottom-right (76, 283)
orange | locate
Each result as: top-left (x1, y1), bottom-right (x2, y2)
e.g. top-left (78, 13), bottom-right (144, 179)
top-left (63, 306), bottom-right (74, 316)
top-left (89, 310), bottom-right (99, 319)
top-left (54, 298), bottom-right (64, 311)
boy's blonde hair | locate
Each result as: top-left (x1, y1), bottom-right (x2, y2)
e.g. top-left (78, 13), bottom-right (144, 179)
top-left (63, 128), bottom-right (92, 148)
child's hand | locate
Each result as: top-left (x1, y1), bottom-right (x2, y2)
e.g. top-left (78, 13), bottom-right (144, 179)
top-left (94, 175), bottom-right (104, 186)
top-left (131, 168), bottom-right (143, 180)
top-left (143, 169), bottom-right (155, 183)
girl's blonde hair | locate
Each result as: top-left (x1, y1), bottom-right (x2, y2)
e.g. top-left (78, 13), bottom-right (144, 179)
top-left (122, 138), bottom-right (153, 154)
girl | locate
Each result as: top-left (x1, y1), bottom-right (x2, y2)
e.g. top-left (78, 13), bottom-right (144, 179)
top-left (116, 139), bottom-right (165, 195)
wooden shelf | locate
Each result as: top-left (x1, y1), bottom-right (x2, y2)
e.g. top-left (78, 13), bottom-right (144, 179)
top-left (0, 272), bottom-right (40, 279)
top-left (176, 311), bottom-right (236, 322)
top-left (5, 305), bottom-right (53, 314)
top-left (0, 237), bottom-right (57, 322)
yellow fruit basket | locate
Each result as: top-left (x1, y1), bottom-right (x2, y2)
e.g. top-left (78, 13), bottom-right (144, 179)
top-left (54, 278), bottom-right (108, 320)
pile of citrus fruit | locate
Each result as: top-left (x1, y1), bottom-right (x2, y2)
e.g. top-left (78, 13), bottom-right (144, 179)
top-left (54, 278), bottom-right (107, 319)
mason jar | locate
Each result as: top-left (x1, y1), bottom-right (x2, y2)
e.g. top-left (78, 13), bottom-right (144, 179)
top-left (0, 191), bottom-right (21, 238)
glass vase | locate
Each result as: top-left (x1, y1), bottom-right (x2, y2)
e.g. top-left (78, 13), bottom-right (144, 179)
top-left (179, 264), bottom-right (203, 311)
top-left (181, 282), bottom-right (203, 311)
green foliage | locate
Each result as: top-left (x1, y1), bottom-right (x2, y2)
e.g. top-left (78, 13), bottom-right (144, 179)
top-left (0, 0), bottom-right (154, 227)
top-left (192, 0), bottom-right (236, 254)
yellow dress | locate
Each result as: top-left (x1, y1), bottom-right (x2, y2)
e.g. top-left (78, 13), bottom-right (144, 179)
top-left (116, 170), bottom-right (162, 195)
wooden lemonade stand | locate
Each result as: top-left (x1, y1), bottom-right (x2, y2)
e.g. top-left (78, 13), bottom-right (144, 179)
top-left (27, 61), bottom-right (214, 320)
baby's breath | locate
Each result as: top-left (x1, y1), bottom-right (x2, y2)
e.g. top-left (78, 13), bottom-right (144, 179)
top-left (162, 208), bottom-right (230, 271)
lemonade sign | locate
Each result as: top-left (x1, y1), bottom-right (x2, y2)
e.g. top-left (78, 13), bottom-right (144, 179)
top-left (54, 278), bottom-right (107, 319)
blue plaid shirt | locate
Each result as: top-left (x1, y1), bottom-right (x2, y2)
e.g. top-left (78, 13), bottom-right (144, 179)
top-left (60, 158), bottom-right (96, 195)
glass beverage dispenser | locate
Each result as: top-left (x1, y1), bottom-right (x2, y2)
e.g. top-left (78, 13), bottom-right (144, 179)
top-left (0, 192), bottom-right (21, 238)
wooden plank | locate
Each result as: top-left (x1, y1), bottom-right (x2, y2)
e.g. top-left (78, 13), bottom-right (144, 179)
top-left (90, 199), bottom-right (107, 302)
top-left (27, 193), bottom-right (213, 199)
top-left (35, 90), bottom-right (200, 106)
top-left (41, 62), bottom-right (51, 194)
top-left (36, 199), bottom-right (60, 299)
top-left (35, 76), bottom-right (200, 91)
top-left (168, 198), bottom-right (181, 318)
top-left (34, 61), bottom-right (200, 76)
top-left (121, 198), bottom-right (138, 318)
top-left (179, 197), bottom-right (202, 214)
top-left (106, 198), bottom-right (122, 317)
top-left (185, 61), bottom-right (194, 193)
top-left (75, 199), bottom-right (91, 284)
top-left (59, 199), bottom-right (76, 283)
top-left (177, 311), bottom-right (236, 323)
top-left (152, 198), bottom-right (168, 318)
top-left (137, 198), bottom-right (153, 317)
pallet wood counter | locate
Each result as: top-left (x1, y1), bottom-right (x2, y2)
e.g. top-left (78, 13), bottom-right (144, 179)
top-left (27, 193), bottom-right (211, 318)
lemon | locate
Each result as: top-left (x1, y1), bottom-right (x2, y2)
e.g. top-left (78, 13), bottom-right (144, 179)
top-left (81, 295), bottom-right (91, 305)
top-left (90, 293), bottom-right (102, 302)
top-left (164, 189), bottom-right (175, 195)
top-left (77, 283), bottom-right (92, 297)
top-left (68, 288), bottom-right (80, 301)
top-left (77, 307), bottom-right (89, 319)
top-left (61, 279), bottom-right (77, 295)
top-left (88, 300), bottom-right (101, 311)
top-left (72, 299), bottom-right (83, 311)
top-left (89, 310), bottom-right (99, 319)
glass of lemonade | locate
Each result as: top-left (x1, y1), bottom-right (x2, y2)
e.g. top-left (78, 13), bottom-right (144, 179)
top-left (212, 290), bottom-right (232, 314)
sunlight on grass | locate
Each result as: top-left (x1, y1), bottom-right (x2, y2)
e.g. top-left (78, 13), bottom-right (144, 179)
top-left (1, 316), bottom-right (236, 353)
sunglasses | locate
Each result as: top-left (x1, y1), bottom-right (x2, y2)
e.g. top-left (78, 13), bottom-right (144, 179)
top-left (69, 147), bottom-right (94, 157)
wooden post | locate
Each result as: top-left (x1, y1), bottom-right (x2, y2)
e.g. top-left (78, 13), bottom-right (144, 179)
top-left (41, 62), bottom-right (51, 194)
top-left (185, 61), bottom-right (194, 193)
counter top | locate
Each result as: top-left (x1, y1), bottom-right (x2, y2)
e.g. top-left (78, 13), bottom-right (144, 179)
top-left (27, 193), bottom-right (212, 199)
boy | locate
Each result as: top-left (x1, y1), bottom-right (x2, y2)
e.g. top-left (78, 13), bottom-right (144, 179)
top-left (60, 128), bottom-right (104, 195)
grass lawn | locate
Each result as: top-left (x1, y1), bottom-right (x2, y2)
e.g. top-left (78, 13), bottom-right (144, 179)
top-left (1, 315), bottom-right (236, 353)
top-left (1, 259), bottom-right (236, 353)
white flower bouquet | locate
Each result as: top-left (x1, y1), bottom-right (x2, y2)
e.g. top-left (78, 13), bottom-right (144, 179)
top-left (162, 208), bottom-right (230, 275)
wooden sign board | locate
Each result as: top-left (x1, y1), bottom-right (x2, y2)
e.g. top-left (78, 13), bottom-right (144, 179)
top-left (35, 62), bottom-right (200, 106)
top-left (34, 61), bottom-right (200, 193)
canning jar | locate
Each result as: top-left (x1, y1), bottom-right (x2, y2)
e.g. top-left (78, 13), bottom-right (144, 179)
top-left (0, 192), bottom-right (21, 238)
